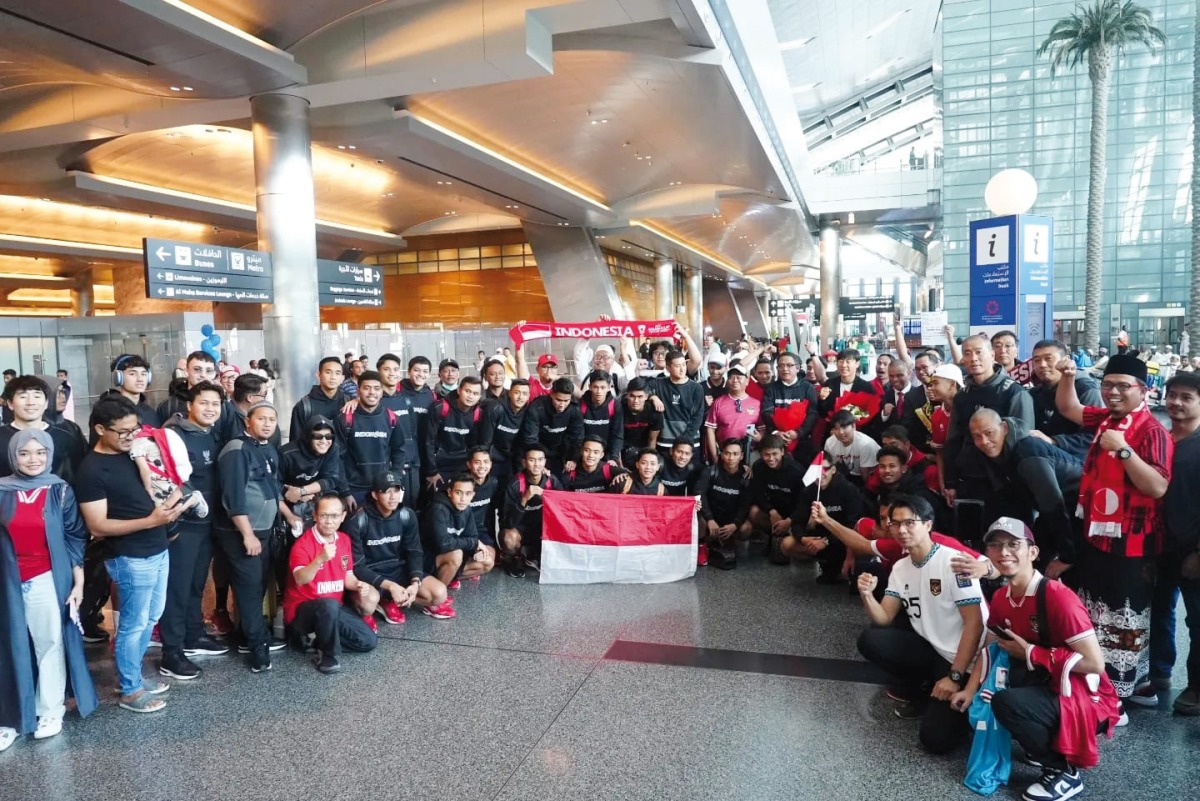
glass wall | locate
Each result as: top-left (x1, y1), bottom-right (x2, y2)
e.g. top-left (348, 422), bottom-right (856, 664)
top-left (941, 0), bottom-right (1193, 350)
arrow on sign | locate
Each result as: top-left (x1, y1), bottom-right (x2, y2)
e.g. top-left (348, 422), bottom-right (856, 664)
top-left (155, 247), bottom-right (170, 261)
top-left (156, 288), bottom-right (165, 296)
top-left (156, 272), bottom-right (164, 280)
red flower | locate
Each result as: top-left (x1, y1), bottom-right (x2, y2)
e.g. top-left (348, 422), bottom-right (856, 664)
top-left (834, 390), bottom-right (881, 428)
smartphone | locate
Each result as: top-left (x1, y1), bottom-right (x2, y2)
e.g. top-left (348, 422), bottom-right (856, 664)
top-left (988, 625), bottom-right (1013, 641)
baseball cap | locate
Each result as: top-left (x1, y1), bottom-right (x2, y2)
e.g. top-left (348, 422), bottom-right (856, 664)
top-left (726, 363), bottom-right (747, 377)
top-left (219, 364), bottom-right (240, 378)
top-left (438, 358), bottom-right (459, 371)
top-left (930, 363), bottom-right (965, 387)
top-left (984, 516), bottom-right (1035, 544)
top-left (537, 353), bottom-right (559, 368)
top-left (707, 352), bottom-right (727, 367)
top-left (371, 471), bottom-right (405, 493)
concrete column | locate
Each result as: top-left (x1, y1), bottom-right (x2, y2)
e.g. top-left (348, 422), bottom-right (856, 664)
top-left (687, 268), bottom-right (703, 339)
top-left (251, 92), bottom-right (322, 437)
top-left (819, 222), bottom-right (841, 350)
top-left (71, 269), bottom-right (94, 317)
top-left (655, 257), bottom-right (675, 321)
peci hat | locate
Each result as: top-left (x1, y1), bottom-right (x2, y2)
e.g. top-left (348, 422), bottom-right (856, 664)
top-left (371, 470), bottom-right (406, 493)
top-left (537, 353), bottom-right (559, 368)
top-left (1102, 354), bottom-right (1148, 385)
top-left (984, 516), bottom-right (1036, 545)
top-left (930, 363), bottom-right (965, 388)
top-left (594, 344), bottom-right (615, 358)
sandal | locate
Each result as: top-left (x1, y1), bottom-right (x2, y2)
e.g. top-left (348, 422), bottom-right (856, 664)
top-left (118, 690), bottom-right (167, 713)
top-left (0, 727), bottom-right (17, 752)
top-left (143, 680), bottom-right (171, 696)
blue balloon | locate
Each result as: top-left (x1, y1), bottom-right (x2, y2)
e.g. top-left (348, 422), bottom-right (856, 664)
top-left (200, 323), bottom-right (214, 337)
top-left (200, 326), bottom-right (221, 361)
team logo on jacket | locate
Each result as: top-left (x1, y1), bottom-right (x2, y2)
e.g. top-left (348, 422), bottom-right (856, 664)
top-left (929, 579), bottom-right (942, 596)
top-left (341, 555), bottom-right (350, 570)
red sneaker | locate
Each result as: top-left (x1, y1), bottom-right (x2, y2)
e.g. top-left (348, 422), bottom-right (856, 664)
top-left (442, 595), bottom-right (455, 605)
top-left (378, 600), bottom-right (406, 625)
top-left (467, 575), bottom-right (481, 582)
top-left (448, 579), bottom-right (462, 590)
top-left (363, 614), bottom-right (379, 634)
top-left (697, 543), bottom-right (708, 567)
top-left (422, 601), bottom-right (456, 620)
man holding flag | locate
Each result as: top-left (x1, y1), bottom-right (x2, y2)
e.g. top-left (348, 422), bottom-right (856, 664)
top-left (782, 453), bottom-right (866, 584)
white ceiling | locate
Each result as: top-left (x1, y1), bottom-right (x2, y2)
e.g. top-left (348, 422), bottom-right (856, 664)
top-left (766, 0), bottom-right (940, 117)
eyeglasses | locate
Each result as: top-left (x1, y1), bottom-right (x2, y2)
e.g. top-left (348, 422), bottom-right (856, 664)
top-left (248, 393), bottom-right (267, 401)
top-left (316, 513), bottom-right (344, 521)
top-left (985, 540), bottom-right (1027, 554)
top-left (107, 426), bottom-right (139, 439)
top-left (888, 517), bottom-right (927, 529)
top-left (1101, 381), bottom-right (1141, 393)
top-left (312, 434), bottom-right (333, 441)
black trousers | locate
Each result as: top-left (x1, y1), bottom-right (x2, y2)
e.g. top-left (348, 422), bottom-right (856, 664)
top-left (215, 526), bottom-right (271, 651)
top-left (80, 538), bottom-right (111, 630)
top-left (857, 625), bottom-right (970, 754)
top-left (290, 598), bottom-right (378, 657)
top-left (160, 521), bottom-right (213, 653)
top-left (991, 684), bottom-right (1067, 770)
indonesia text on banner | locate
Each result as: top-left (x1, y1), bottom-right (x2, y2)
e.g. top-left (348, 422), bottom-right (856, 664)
top-left (508, 319), bottom-right (677, 347)
top-left (539, 490), bottom-right (697, 585)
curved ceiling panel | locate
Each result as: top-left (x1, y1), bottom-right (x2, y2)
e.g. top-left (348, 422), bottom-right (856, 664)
top-left (184, 0), bottom-right (393, 49)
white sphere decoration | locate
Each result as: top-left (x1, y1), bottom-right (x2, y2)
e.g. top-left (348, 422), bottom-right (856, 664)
top-left (984, 168), bottom-right (1039, 216)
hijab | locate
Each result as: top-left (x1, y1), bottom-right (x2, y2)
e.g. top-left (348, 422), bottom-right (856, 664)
top-left (0, 428), bottom-right (65, 491)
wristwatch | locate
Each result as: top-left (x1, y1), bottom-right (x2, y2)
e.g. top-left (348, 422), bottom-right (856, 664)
top-left (1117, 446), bottom-right (1133, 461)
top-left (949, 670), bottom-right (967, 686)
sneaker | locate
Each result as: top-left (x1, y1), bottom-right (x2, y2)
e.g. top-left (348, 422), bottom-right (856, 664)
top-left (314, 652), bottom-right (341, 674)
top-left (183, 636), bottom-right (229, 657)
top-left (159, 652), bottom-right (201, 681)
top-left (697, 543), bottom-right (708, 566)
top-left (524, 556), bottom-right (541, 573)
top-left (378, 600), bottom-right (406, 625)
top-left (249, 645), bottom-right (272, 673)
top-left (815, 568), bottom-right (844, 585)
top-left (893, 699), bottom-right (924, 720)
top-left (241, 636), bottom-right (287, 654)
top-left (363, 614), bottom-right (378, 634)
top-left (709, 546), bottom-right (737, 570)
top-left (147, 624), bottom-right (162, 649)
top-left (448, 579), bottom-right (462, 590)
top-left (81, 627), bottom-right (110, 645)
top-left (506, 560), bottom-right (526, 579)
top-left (1173, 687), bottom-right (1200, 716)
top-left (885, 687), bottom-right (913, 702)
top-left (207, 609), bottom-right (234, 637)
top-left (422, 601), bottom-right (456, 620)
top-left (1115, 703), bottom-right (1129, 727)
top-left (1126, 682), bottom-right (1159, 708)
top-left (33, 716), bottom-right (62, 740)
top-left (1022, 767), bottom-right (1083, 801)
top-left (766, 534), bottom-right (790, 565)
top-left (0, 726), bottom-right (16, 751)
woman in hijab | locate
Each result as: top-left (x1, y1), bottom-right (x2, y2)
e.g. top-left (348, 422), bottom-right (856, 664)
top-left (0, 428), bottom-right (97, 750)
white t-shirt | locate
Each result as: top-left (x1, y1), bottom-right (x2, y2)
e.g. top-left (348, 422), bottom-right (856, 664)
top-left (823, 431), bottom-right (880, 478)
top-left (885, 542), bottom-right (988, 663)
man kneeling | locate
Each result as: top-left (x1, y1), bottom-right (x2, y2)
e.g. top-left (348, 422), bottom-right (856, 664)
top-left (284, 494), bottom-right (379, 674)
top-left (421, 474), bottom-right (495, 616)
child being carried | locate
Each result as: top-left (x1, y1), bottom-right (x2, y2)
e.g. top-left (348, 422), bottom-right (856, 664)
top-left (130, 425), bottom-right (208, 519)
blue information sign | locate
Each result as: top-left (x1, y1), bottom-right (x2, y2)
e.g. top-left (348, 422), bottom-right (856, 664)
top-left (968, 215), bottom-right (1053, 360)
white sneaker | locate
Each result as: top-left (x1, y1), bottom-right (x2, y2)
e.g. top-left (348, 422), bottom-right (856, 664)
top-left (0, 726), bottom-right (17, 751)
top-left (33, 716), bottom-right (62, 740)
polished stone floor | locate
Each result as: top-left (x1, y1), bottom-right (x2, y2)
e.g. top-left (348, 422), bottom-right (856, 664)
top-left (5, 556), bottom-right (1199, 801)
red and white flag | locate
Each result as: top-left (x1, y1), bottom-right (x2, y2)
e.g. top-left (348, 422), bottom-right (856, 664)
top-left (509, 319), bottom-right (677, 347)
top-left (802, 452), bottom-right (825, 487)
top-left (540, 490), bottom-right (697, 584)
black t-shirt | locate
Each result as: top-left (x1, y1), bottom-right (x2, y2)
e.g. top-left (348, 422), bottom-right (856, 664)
top-left (74, 451), bottom-right (168, 558)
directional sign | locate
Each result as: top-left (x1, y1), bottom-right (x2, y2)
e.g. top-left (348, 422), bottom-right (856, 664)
top-left (144, 238), bottom-right (273, 304)
top-left (317, 259), bottom-right (386, 309)
top-left (839, 295), bottom-right (896, 318)
top-left (768, 298), bottom-right (807, 316)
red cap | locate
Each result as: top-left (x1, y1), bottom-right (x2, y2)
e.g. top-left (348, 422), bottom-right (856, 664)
top-left (537, 353), bottom-right (558, 368)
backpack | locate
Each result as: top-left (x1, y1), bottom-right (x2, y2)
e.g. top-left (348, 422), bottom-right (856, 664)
top-left (581, 396), bottom-right (616, 418)
top-left (568, 463), bottom-right (613, 483)
top-left (436, 398), bottom-right (482, 424)
top-left (343, 406), bottom-right (397, 428)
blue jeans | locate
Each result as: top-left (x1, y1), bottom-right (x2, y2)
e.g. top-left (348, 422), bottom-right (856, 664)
top-left (106, 551), bottom-right (169, 696)
top-left (1150, 553), bottom-right (1200, 688)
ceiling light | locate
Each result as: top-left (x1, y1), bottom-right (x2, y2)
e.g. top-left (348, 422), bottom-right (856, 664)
top-left (865, 9), bottom-right (911, 40)
top-left (0, 273), bottom-right (71, 282)
top-left (183, 86), bottom-right (194, 92)
top-left (778, 36), bottom-right (816, 51)
top-left (589, 119), bottom-right (609, 125)
top-left (169, 86), bottom-right (181, 92)
top-left (443, 211), bottom-right (456, 216)
top-left (436, 180), bottom-right (452, 185)
top-left (381, 193), bottom-right (394, 197)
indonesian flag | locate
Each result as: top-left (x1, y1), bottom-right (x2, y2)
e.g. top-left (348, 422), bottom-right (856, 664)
top-left (540, 490), bottom-right (697, 584)
top-left (802, 452), bottom-right (824, 487)
top-left (834, 390), bottom-right (881, 429)
top-left (509, 319), bottom-right (677, 347)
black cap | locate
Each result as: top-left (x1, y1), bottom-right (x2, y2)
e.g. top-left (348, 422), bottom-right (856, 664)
top-left (371, 470), bottom-right (405, 493)
top-left (1103, 354), bottom-right (1148, 385)
top-left (439, 358), bottom-right (460, 370)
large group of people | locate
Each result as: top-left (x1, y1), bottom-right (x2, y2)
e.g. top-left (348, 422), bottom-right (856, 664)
top-left (0, 318), bottom-right (1195, 801)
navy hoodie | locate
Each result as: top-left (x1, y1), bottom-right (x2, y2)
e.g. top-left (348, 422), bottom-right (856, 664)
top-left (345, 501), bottom-right (424, 587)
top-left (519, 395), bottom-right (584, 469)
top-left (695, 465), bottom-right (750, 526)
top-left (279, 415), bottom-right (348, 497)
top-left (334, 404), bottom-right (407, 492)
top-left (748, 456), bottom-right (804, 514)
top-left (421, 492), bottom-right (478, 558)
top-left (486, 399), bottom-right (528, 473)
top-left (422, 398), bottom-right (491, 478)
top-left (395, 380), bottom-right (434, 468)
top-left (289, 385), bottom-right (346, 443)
top-left (579, 394), bottom-right (624, 460)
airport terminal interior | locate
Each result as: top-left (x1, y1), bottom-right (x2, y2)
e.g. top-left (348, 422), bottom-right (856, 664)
top-left (2, 0), bottom-right (1200, 799)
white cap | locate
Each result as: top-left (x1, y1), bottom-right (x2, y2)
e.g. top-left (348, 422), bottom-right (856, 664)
top-left (594, 344), bottom-right (615, 357)
top-left (930, 363), bottom-right (964, 387)
top-left (707, 352), bottom-right (727, 367)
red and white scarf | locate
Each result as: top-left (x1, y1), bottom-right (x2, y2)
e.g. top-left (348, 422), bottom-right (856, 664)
top-left (1076, 402), bottom-right (1153, 539)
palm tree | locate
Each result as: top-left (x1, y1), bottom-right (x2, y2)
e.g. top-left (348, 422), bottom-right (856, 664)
top-left (1037, 0), bottom-right (1165, 353)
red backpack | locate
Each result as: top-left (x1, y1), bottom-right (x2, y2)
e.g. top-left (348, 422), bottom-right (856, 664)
top-left (436, 398), bottom-right (482, 424)
top-left (343, 406), bottom-right (397, 428)
top-left (580, 396), bottom-right (616, 418)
